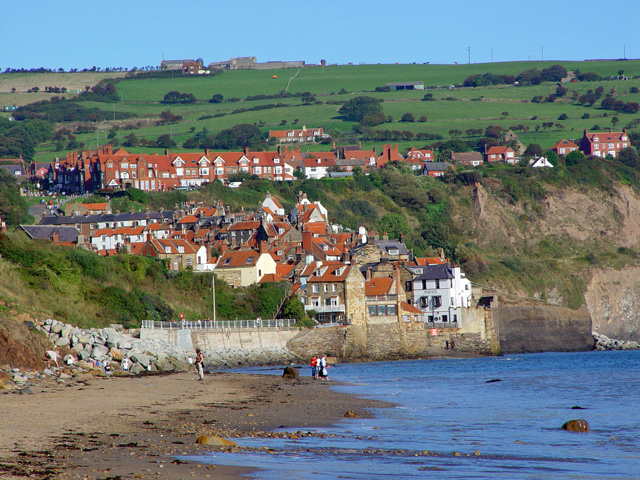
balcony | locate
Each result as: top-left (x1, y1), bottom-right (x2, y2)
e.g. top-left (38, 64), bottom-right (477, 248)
top-left (305, 304), bottom-right (346, 313)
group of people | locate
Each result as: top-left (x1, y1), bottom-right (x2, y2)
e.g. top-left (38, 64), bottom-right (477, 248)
top-left (310, 354), bottom-right (329, 380)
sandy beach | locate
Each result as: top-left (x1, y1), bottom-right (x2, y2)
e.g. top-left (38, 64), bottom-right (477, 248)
top-left (0, 369), bottom-right (390, 479)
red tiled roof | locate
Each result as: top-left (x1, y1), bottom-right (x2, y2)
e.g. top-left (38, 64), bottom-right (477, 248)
top-left (217, 249), bottom-right (261, 268)
top-left (365, 277), bottom-right (393, 296)
top-left (401, 302), bottom-right (423, 314)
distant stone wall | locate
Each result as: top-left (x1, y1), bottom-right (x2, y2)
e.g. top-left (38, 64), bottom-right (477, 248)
top-left (495, 305), bottom-right (593, 353)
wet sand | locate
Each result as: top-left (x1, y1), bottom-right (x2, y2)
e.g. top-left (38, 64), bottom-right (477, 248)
top-left (0, 370), bottom-right (390, 479)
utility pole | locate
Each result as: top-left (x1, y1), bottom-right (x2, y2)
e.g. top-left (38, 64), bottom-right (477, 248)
top-left (468, 47), bottom-right (471, 64)
top-left (212, 273), bottom-right (216, 323)
top-left (541, 45), bottom-right (544, 61)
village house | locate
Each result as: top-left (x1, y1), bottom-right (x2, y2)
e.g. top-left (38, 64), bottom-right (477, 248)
top-left (423, 162), bottom-right (452, 177)
top-left (580, 129), bottom-right (630, 158)
top-left (451, 151), bottom-right (483, 167)
top-left (139, 237), bottom-right (203, 271)
top-left (298, 260), bottom-right (352, 324)
top-left (214, 243), bottom-right (277, 288)
top-left (406, 148), bottom-right (435, 170)
top-left (529, 156), bottom-right (554, 168)
top-left (408, 263), bottom-right (472, 324)
top-left (551, 139), bottom-right (579, 156)
top-left (269, 126), bottom-right (325, 144)
top-left (485, 146), bottom-right (516, 164)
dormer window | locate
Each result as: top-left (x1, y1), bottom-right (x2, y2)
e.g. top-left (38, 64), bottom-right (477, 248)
top-left (165, 246), bottom-right (171, 253)
top-left (274, 158), bottom-right (280, 164)
top-left (253, 158), bottom-right (259, 164)
top-left (178, 246), bottom-right (184, 253)
top-left (246, 256), bottom-right (255, 264)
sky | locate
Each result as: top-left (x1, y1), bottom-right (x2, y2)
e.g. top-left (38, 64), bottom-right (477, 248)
top-left (4, 0), bottom-right (639, 70)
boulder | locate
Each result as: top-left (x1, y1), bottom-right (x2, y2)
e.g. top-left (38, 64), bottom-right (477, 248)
top-left (91, 345), bottom-right (109, 360)
top-left (55, 336), bottom-right (70, 347)
top-left (109, 348), bottom-right (123, 361)
top-left (130, 363), bottom-right (146, 374)
top-left (117, 340), bottom-right (133, 350)
top-left (562, 419), bottom-right (590, 432)
top-left (131, 353), bottom-right (151, 367)
top-left (282, 366), bottom-right (299, 379)
top-left (196, 436), bottom-right (238, 447)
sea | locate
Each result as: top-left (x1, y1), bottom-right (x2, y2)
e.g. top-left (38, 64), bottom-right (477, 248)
top-left (184, 351), bottom-right (640, 479)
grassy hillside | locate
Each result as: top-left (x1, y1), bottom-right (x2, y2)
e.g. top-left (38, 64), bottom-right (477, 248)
top-left (2, 60), bottom-right (640, 163)
top-left (0, 231), bottom-right (305, 328)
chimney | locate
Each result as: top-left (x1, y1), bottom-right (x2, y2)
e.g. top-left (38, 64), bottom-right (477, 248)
top-left (399, 233), bottom-right (404, 244)
top-left (302, 230), bottom-right (312, 251)
top-left (383, 232), bottom-right (389, 241)
top-left (164, 149), bottom-right (169, 155)
top-left (366, 268), bottom-right (371, 281)
top-left (259, 241), bottom-right (268, 255)
top-left (358, 141), bottom-right (362, 149)
top-left (51, 232), bottom-right (60, 243)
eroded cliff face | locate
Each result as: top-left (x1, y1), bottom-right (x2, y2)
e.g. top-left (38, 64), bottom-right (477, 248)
top-left (459, 184), bottom-right (640, 340)
top-left (585, 268), bottom-right (640, 342)
top-left (464, 184), bottom-right (640, 250)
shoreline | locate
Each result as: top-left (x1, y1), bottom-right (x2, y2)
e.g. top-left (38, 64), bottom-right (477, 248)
top-left (0, 369), bottom-right (391, 479)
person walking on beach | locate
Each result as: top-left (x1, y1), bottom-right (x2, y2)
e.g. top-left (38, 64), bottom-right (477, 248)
top-left (195, 348), bottom-right (205, 381)
top-left (319, 354), bottom-right (329, 381)
top-left (311, 356), bottom-right (318, 379)
top-left (451, 340), bottom-right (455, 351)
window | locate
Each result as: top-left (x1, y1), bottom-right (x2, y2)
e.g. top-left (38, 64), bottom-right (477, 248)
top-left (224, 258), bottom-right (231, 265)
top-left (453, 315), bottom-right (458, 323)
top-left (377, 305), bottom-right (387, 316)
top-left (245, 256), bottom-right (255, 264)
top-left (332, 284), bottom-right (337, 292)
top-left (442, 315), bottom-right (448, 322)
top-left (186, 257), bottom-right (193, 266)
top-left (178, 246), bottom-right (184, 253)
top-left (312, 285), bottom-right (319, 293)
top-left (387, 305), bottom-right (396, 315)
top-left (433, 296), bottom-right (442, 308)
top-left (405, 281), bottom-right (412, 292)
top-left (435, 279), bottom-right (440, 288)
top-left (428, 315), bottom-right (434, 322)
top-left (420, 297), bottom-right (428, 308)
top-left (368, 305), bottom-right (377, 316)
top-left (323, 284), bottom-right (328, 292)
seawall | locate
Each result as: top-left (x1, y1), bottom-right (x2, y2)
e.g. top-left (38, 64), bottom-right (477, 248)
top-left (495, 305), bottom-right (594, 353)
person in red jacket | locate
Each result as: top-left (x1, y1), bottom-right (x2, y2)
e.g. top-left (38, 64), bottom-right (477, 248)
top-left (310, 356), bottom-right (318, 379)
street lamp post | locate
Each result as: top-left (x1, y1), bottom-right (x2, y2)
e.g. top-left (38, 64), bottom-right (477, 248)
top-left (212, 273), bottom-right (216, 324)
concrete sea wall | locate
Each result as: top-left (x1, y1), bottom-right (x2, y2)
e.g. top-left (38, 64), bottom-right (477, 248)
top-left (495, 305), bottom-right (594, 353)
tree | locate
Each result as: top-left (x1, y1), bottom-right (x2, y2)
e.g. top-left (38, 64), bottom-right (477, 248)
top-left (611, 116), bottom-right (620, 128)
top-left (156, 134), bottom-right (176, 148)
top-left (565, 150), bottom-right (585, 166)
top-left (209, 93), bottom-right (224, 103)
top-left (501, 111), bottom-right (509, 118)
top-left (618, 147), bottom-right (640, 168)
top-left (484, 125), bottom-right (504, 138)
top-left (213, 123), bottom-right (263, 149)
top-left (558, 113), bottom-right (568, 121)
top-left (301, 93), bottom-right (316, 104)
top-left (448, 129), bottom-right (462, 139)
top-left (338, 96), bottom-right (384, 123)
top-left (400, 113), bottom-right (415, 123)
top-left (524, 143), bottom-right (543, 157)
top-left (541, 64), bottom-right (568, 82)
top-left (418, 115), bottom-right (428, 122)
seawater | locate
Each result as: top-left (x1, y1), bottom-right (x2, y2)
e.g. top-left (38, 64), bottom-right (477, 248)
top-left (184, 351), bottom-right (640, 479)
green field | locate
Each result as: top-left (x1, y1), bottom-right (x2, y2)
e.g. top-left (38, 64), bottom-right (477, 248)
top-left (2, 60), bottom-right (639, 163)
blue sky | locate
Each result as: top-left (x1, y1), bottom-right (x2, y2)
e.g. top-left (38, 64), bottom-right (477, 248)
top-left (4, 0), bottom-right (639, 70)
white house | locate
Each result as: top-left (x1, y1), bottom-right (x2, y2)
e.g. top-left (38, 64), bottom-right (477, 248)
top-left (409, 264), bottom-right (472, 324)
top-left (529, 156), bottom-right (554, 168)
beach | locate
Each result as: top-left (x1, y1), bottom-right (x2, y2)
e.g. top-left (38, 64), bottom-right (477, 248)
top-left (0, 369), bottom-right (389, 479)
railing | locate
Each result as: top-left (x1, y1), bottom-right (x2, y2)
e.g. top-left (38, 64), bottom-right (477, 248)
top-left (141, 319), bottom-right (297, 330)
top-left (366, 295), bottom-right (398, 302)
top-left (304, 304), bottom-right (346, 313)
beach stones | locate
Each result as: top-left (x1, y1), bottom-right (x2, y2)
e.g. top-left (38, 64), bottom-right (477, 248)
top-left (282, 366), bottom-right (299, 379)
top-left (562, 419), bottom-right (590, 432)
top-left (196, 436), bottom-right (238, 447)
